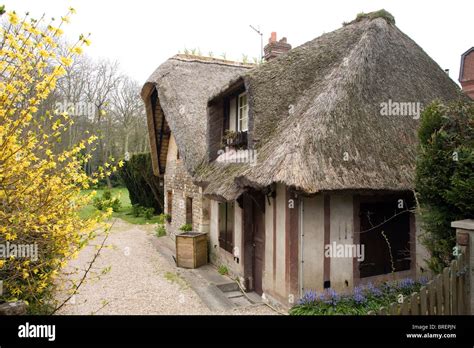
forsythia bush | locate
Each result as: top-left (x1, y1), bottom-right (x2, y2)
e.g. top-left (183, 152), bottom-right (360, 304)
top-left (0, 8), bottom-right (120, 312)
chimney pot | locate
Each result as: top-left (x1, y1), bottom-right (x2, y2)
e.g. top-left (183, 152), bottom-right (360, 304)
top-left (270, 32), bottom-right (277, 43)
top-left (264, 32), bottom-right (292, 61)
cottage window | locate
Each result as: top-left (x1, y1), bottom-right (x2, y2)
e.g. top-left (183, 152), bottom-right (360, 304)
top-left (167, 191), bottom-right (173, 221)
top-left (237, 92), bottom-right (248, 132)
top-left (358, 197), bottom-right (412, 278)
top-left (218, 202), bottom-right (234, 253)
top-left (186, 197), bottom-right (193, 225)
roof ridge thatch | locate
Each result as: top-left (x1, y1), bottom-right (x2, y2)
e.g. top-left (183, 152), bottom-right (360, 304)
top-left (172, 54), bottom-right (255, 68)
top-left (344, 9), bottom-right (396, 26)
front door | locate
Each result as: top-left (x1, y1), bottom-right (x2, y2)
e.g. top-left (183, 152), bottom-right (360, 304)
top-left (243, 191), bottom-right (265, 295)
top-left (252, 193), bottom-right (265, 295)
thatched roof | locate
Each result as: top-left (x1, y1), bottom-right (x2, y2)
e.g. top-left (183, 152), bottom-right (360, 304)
top-left (196, 10), bottom-right (462, 200)
top-left (142, 55), bottom-right (252, 176)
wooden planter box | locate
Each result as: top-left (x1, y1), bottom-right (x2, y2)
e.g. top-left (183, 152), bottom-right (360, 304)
top-left (176, 232), bottom-right (208, 269)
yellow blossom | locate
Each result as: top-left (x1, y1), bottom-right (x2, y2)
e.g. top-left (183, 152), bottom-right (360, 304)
top-left (8, 12), bottom-right (19, 25)
top-left (70, 46), bottom-right (83, 55)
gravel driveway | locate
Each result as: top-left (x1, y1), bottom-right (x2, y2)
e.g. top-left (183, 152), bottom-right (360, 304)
top-left (56, 218), bottom-right (276, 315)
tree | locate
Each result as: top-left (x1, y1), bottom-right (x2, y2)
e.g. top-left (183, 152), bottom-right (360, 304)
top-left (111, 77), bottom-right (144, 156)
top-left (415, 99), bottom-right (474, 273)
top-left (84, 59), bottom-right (122, 184)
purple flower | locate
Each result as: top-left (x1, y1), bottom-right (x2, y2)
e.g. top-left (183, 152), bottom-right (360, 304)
top-left (382, 281), bottom-right (398, 293)
top-left (298, 290), bottom-right (322, 305)
top-left (398, 278), bottom-right (415, 289)
top-left (366, 282), bottom-right (383, 297)
top-left (324, 288), bottom-right (340, 306)
top-left (353, 286), bottom-right (367, 304)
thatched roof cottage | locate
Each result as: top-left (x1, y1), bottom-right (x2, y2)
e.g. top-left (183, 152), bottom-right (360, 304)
top-left (141, 55), bottom-right (252, 237)
top-left (144, 10), bottom-right (462, 307)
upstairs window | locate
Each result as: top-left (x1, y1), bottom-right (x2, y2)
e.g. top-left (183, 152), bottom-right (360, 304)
top-left (237, 92), bottom-right (248, 132)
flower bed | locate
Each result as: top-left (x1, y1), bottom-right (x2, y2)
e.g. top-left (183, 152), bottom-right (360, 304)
top-left (289, 277), bottom-right (428, 315)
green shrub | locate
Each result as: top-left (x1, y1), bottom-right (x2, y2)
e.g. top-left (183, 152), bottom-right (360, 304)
top-left (92, 196), bottom-right (104, 210)
top-left (93, 191), bottom-right (121, 212)
top-left (218, 265), bottom-right (229, 275)
top-left (109, 198), bottom-right (122, 212)
top-left (157, 213), bottom-right (171, 225)
top-left (156, 225), bottom-right (166, 237)
top-left (143, 207), bottom-right (155, 220)
top-left (118, 153), bottom-right (164, 214)
top-left (132, 204), bottom-right (141, 217)
top-left (415, 99), bottom-right (474, 273)
top-left (103, 189), bottom-right (112, 200)
top-left (179, 224), bottom-right (193, 232)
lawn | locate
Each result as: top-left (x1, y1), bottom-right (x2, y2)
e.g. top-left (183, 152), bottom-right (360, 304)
top-left (79, 186), bottom-right (162, 225)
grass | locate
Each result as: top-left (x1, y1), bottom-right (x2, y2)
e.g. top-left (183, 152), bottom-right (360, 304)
top-left (163, 271), bottom-right (188, 289)
top-left (79, 187), bottom-right (162, 225)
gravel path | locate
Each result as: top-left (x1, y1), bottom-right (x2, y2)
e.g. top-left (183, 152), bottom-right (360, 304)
top-left (56, 218), bottom-right (276, 315)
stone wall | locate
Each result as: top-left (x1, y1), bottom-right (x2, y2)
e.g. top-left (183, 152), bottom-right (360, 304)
top-left (164, 134), bottom-right (207, 238)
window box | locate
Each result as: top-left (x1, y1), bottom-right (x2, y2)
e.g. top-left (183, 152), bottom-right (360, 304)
top-left (222, 130), bottom-right (248, 149)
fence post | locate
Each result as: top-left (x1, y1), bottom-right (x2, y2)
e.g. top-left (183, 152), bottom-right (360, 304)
top-left (452, 219), bottom-right (474, 315)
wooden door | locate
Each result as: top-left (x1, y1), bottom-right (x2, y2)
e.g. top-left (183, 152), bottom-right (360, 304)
top-left (251, 193), bottom-right (265, 295)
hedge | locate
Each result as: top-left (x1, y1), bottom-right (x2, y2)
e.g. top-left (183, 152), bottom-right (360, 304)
top-left (118, 153), bottom-right (164, 214)
top-left (415, 99), bottom-right (474, 273)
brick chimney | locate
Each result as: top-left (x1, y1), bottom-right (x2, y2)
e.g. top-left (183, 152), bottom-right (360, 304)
top-left (264, 32), bottom-right (292, 61)
top-left (459, 47), bottom-right (474, 99)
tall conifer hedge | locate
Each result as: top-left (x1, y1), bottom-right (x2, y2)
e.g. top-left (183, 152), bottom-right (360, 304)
top-left (416, 99), bottom-right (474, 273)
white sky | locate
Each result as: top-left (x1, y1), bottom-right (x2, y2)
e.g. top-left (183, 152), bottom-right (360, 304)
top-left (3, 0), bottom-right (473, 85)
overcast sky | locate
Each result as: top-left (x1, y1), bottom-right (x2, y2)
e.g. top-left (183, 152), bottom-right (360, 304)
top-left (3, 0), bottom-right (473, 85)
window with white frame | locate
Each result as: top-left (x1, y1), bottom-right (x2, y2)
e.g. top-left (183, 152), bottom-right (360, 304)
top-left (237, 92), bottom-right (248, 132)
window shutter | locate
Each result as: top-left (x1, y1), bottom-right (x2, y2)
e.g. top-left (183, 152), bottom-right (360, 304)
top-left (218, 203), bottom-right (226, 248)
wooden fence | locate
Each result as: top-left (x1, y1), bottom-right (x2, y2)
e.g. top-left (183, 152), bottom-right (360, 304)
top-left (368, 254), bottom-right (468, 315)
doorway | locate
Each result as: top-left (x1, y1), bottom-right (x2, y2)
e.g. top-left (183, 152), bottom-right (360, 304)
top-left (243, 191), bottom-right (265, 295)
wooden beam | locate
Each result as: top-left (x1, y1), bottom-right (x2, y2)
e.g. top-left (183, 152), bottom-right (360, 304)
top-left (323, 194), bottom-right (331, 287)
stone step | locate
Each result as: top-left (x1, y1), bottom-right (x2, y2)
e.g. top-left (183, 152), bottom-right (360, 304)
top-left (230, 296), bottom-right (252, 307)
top-left (225, 291), bottom-right (244, 299)
top-left (216, 282), bottom-right (240, 293)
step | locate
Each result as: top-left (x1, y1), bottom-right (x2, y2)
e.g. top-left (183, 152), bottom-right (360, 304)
top-left (216, 282), bottom-right (240, 293)
top-left (225, 291), bottom-right (244, 299)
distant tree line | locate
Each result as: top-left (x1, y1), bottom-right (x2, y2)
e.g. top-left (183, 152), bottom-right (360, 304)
top-left (38, 41), bottom-right (149, 186)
